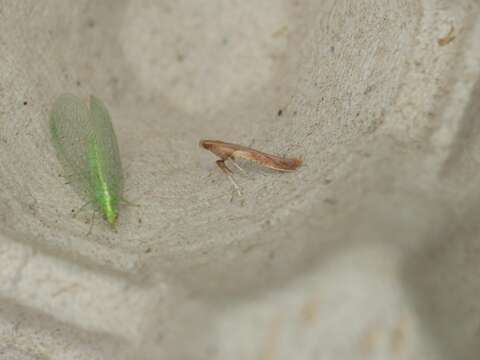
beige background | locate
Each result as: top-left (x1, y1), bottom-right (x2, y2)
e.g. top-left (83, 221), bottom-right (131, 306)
top-left (0, 0), bottom-right (479, 359)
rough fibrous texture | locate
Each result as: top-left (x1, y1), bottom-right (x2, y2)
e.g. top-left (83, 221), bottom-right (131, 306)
top-left (0, 0), bottom-right (479, 359)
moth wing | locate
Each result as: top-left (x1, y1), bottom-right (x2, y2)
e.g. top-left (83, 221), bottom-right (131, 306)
top-left (232, 149), bottom-right (302, 171)
top-left (50, 94), bottom-right (94, 196)
top-left (88, 96), bottom-right (123, 193)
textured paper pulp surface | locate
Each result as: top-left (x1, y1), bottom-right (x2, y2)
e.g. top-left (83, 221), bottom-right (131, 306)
top-left (0, 0), bottom-right (480, 359)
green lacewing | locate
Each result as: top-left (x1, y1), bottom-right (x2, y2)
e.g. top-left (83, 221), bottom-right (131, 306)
top-left (50, 94), bottom-right (123, 228)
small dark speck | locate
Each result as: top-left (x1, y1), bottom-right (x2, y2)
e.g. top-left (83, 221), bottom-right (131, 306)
top-left (176, 52), bottom-right (185, 62)
top-left (356, 112), bottom-right (360, 117)
top-left (277, 109), bottom-right (283, 116)
top-left (87, 19), bottom-right (95, 28)
top-left (242, 244), bottom-right (256, 254)
top-left (71, 209), bottom-right (75, 213)
top-left (23, 101), bottom-right (28, 106)
top-left (156, 332), bottom-right (165, 343)
top-left (364, 85), bottom-right (374, 95)
top-left (76, 80), bottom-right (81, 87)
top-left (293, 111), bottom-right (298, 116)
top-left (323, 178), bottom-right (332, 185)
top-left (269, 250), bottom-right (276, 260)
top-left (330, 45), bottom-right (335, 53)
top-left (138, 218), bottom-right (142, 224)
top-left (324, 198), bottom-right (338, 205)
top-left (145, 247), bottom-right (151, 254)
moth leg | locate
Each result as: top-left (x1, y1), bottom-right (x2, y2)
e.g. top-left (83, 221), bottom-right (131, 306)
top-left (72, 201), bottom-right (92, 218)
top-left (216, 160), bottom-right (242, 197)
top-left (228, 157), bottom-right (247, 174)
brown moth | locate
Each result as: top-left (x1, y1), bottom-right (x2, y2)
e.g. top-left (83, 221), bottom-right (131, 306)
top-left (199, 139), bottom-right (302, 196)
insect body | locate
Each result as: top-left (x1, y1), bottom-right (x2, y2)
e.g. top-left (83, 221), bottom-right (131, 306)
top-left (50, 94), bottom-right (123, 228)
top-left (199, 139), bottom-right (302, 195)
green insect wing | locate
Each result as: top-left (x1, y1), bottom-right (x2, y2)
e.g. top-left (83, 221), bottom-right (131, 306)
top-left (50, 94), bottom-right (123, 226)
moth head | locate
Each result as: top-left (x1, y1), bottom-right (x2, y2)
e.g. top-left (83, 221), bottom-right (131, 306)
top-left (199, 139), bottom-right (214, 150)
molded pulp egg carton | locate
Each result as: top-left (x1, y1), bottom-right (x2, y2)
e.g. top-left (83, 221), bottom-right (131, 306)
top-left (0, 1), bottom-right (479, 359)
